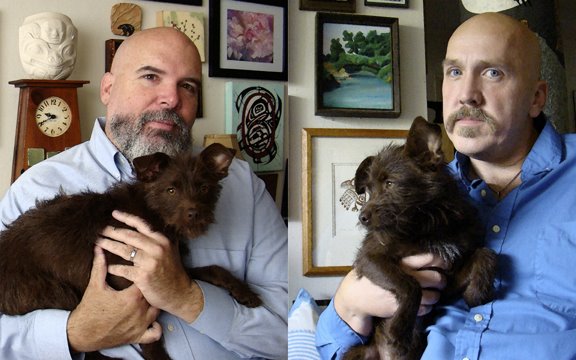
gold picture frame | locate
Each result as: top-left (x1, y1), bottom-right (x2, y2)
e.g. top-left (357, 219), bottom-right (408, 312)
top-left (301, 128), bottom-right (408, 276)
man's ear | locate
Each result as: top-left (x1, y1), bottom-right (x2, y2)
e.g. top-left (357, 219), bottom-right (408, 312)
top-left (529, 80), bottom-right (548, 118)
top-left (100, 72), bottom-right (113, 106)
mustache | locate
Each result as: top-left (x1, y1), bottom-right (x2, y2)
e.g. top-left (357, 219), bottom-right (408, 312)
top-left (139, 109), bottom-right (188, 131)
top-left (445, 107), bottom-right (495, 130)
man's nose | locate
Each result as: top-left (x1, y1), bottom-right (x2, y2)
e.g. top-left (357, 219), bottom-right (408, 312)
top-left (458, 75), bottom-right (483, 107)
top-left (158, 84), bottom-right (181, 109)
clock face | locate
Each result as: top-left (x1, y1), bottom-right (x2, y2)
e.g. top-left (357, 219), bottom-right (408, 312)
top-left (35, 96), bottom-right (72, 137)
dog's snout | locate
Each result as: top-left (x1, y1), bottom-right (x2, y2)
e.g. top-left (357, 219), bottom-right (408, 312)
top-left (359, 210), bottom-right (371, 226)
top-left (187, 207), bottom-right (198, 219)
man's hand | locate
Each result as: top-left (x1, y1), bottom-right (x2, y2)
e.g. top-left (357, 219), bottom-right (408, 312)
top-left (96, 210), bottom-right (204, 323)
top-left (334, 253), bottom-right (448, 336)
top-left (67, 246), bottom-right (162, 353)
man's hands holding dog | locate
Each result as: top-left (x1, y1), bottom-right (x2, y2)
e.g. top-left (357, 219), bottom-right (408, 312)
top-left (334, 253), bottom-right (448, 336)
top-left (96, 210), bottom-right (204, 323)
top-left (68, 210), bottom-right (204, 353)
top-left (67, 245), bottom-right (162, 353)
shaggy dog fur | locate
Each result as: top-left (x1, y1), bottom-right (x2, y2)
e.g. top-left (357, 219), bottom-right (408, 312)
top-left (344, 117), bottom-right (497, 360)
top-left (0, 143), bottom-right (261, 360)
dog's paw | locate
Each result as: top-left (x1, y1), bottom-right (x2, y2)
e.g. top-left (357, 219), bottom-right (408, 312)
top-left (230, 286), bottom-right (262, 308)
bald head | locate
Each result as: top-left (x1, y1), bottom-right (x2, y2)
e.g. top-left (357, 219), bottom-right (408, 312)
top-left (100, 27), bottom-right (202, 161)
top-left (441, 12), bottom-right (548, 165)
top-left (111, 27), bottom-right (201, 75)
top-left (448, 12), bottom-right (541, 83)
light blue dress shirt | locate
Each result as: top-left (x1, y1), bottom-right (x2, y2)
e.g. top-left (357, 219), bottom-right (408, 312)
top-left (316, 120), bottom-right (576, 360)
top-left (0, 118), bottom-right (288, 360)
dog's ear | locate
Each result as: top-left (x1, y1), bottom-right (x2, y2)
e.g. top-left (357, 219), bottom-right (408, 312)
top-left (133, 152), bottom-right (172, 182)
top-left (201, 143), bottom-right (235, 179)
top-left (354, 156), bottom-right (374, 195)
top-left (403, 116), bottom-right (445, 169)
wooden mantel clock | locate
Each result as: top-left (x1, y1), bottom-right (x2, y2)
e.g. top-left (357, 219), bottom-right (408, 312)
top-left (9, 79), bottom-right (89, 182)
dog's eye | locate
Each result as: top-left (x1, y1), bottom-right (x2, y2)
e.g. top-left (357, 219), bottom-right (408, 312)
top-left (385, 180), bottom-right (394, 188)
top-left (167, 187), bottom-right (176, 194)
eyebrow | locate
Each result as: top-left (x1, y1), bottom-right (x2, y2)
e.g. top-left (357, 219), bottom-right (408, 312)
top-left (442, 59), bottom-right (457, 68)
top-left (136, 65), bottom-right (201, 87)
top-left (442, 58), bottom-right (510, 71)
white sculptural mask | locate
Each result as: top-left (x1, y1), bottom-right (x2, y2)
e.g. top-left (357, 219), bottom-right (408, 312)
top-left (19, 12), bottom-right (77, 80)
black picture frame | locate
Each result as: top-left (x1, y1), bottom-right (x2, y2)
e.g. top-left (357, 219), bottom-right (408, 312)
top-left (300, 0), bottom-right (356, 12)
top-left (315, 12), bottom-right (401, 118)
top-left (208, 0), bottom-right (288, 81)
top-left (365, 0), bottom-right (409, 8)
top-left (149, 0), bottom-right (202, 5)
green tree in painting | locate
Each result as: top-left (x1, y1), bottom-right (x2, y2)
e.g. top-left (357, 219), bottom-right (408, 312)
top-left (323, 28), bottom-right (393, 86)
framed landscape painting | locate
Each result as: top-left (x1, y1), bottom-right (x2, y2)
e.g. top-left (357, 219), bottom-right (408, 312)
top-left (315, 13), bottom-right (400, 118)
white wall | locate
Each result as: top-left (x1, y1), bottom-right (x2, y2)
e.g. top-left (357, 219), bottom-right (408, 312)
top-left (287, 1), bottom-right (427, 301)
top-left (0, 1), bottom-right (427, 302)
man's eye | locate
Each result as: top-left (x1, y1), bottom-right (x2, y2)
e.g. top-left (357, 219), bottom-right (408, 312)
top-left (484, 68), bottom-right (502, 79)
top-left (446, 68), bottom-right (462, 77)
top-left (182, 82), bottom-right (198, 94)
top-left (143, 74), bottom-right (158, 81)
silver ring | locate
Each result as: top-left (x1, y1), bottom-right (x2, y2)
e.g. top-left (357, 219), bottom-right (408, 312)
top-left (129, 248), bottom-right (138, 262)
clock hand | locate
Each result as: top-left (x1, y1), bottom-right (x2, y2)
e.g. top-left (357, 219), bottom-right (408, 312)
top-left (38, 113), bottom-right (57, 127)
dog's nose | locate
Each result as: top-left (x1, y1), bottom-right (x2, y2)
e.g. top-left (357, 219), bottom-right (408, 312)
top-left (187, 208), bottom-right (198, 219)
top-left (359, 211), bottom-right (371, 226)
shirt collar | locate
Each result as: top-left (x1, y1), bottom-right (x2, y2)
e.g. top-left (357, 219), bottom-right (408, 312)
top-left (451, 120), bottom-right (563, 184)
top-left (88, 117), bottom-right (135, 181)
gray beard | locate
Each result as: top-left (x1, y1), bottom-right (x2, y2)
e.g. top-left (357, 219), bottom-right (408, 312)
top-left (108, 110), bottom-right (192, 163)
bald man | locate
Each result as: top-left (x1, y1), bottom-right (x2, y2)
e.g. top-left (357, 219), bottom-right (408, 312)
top-left (317, 12), bottom-right (576, 359)
top-left (0, 27), bottom-right (288, 359)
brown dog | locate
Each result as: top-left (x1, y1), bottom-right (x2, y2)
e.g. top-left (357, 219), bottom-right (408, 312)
top-left (344, 117), bottom-right (497, 360)
top-left (0, 143), bottom-right (261, 360)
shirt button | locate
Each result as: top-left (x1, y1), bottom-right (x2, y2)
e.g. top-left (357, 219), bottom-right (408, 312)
top-left (480, 189), bottom-right (487, 197)
top-left (474, 313), bottom-right (483, 322)
top-left (492, 225), bottom-right (501, 233)
top-left (167, 323), bottom-right (175, 332)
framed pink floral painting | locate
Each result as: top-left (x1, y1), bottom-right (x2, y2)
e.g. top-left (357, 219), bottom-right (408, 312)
top-left (209, 0), bottom-right (288, 81)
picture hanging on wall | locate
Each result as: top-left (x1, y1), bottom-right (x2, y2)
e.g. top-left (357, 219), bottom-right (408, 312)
top-left (209, 0), bottom-right (288, 81)
top-left (148, 0), bottom-right (202, 5)
top-left (225, 81), bottom-right (285, 172)
top-left (365, 0), bottom-right (409, 8)
top-left (315, 12), bottom-right (401, 118)
top-left (301, 128), bottom-right (409, 276)
top-left (299, 0), bottom-right (356, 13)
top-left (156, 11), bottom-right (205, 62)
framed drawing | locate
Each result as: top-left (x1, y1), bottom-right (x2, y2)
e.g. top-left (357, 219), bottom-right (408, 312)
top-left (225, 80), bottom-right (285, 172)
top-left (300, 0), bottom-right (356, 12)
top-left (315, 13), bottom-right (400, 118)
top-left (365, 0), bottom-right (409, 8)
top-left (301, 128), bottom-right (408, 276)
top-left (209, 0), bottom-right (288, 81)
